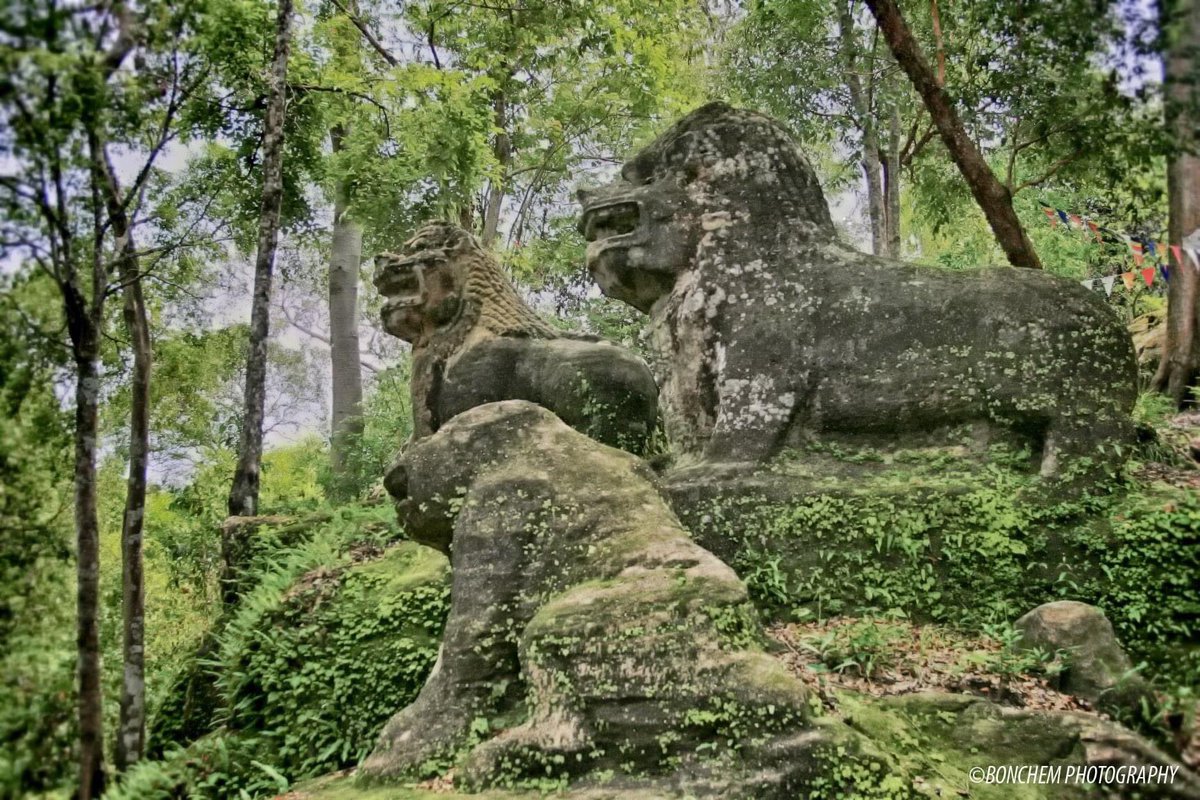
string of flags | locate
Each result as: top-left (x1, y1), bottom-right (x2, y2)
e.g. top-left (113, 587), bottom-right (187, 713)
top-left (1037, 201), bottom-right (1200, 296)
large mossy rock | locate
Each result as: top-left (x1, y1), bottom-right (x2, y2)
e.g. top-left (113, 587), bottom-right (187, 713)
top-left (664, 449), bottom-right (1200, 687)
top-left (217, 539), bottom-right (449, 775)
top-left (133, 509), bottom-right (451, 799)
top-left (298, 689), bottom-right (1200, 799)
top-left (362, 401), bottom-right (828, 797)
top-left (836, 692), bottom-right (1200, 799)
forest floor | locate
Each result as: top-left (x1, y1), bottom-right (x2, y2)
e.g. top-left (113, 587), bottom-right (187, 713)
top-left (765, 617), bottom-right (1090, 715)
top-left (1134, 411), bottom-right (1200, 490)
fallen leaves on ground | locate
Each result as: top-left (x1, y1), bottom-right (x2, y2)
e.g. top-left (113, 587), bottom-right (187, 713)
top-left (766, 617), bottom-right (1089, 714)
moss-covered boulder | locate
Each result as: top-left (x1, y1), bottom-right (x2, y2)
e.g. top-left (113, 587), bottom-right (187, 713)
top-left (1015, 601), bottom-right (1151, 714)
top-left (297, 688), bottom-right (1200, 800)
top-left (217, 539), bottom-right (449, 776)
top-left (835, 691), bottom-right (1200, 799)
top-left (664, 449), bottom-right (1200, 686)
top-left (362, 401), bottom-right (825, 797)
top-left (125, 509), bottom-right (451, 800)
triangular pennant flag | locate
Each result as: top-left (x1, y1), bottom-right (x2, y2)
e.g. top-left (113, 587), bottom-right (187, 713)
top-left (1057, 209), bottom-right (1071, 226)
top-left (1043, 207), bottom-right (1059, 227)
top-left (1068, 213), bottom-right (1084, 230)
top-left (1170, 244), bottom-right (1183, 265)
top-left (1121, 271), bottom-right (1136, 290)
top-left (1156, 242), bottom-right (1168, 262)
top-left (1087, 220), bottom-right (1102, 242)
top-left (1080, 278), bottom-right (1097, 290)
top-left (1101, 275), bottom-right (1117, 296)
top-left (1144, 239), bottom-right (1157, 257)
top-left (1129, 241), bottom-right (1144, 266)
top-left (1141, 267), bottom-right (1156, 287)
top-left (1159, 264), bottom-right (1170, 283)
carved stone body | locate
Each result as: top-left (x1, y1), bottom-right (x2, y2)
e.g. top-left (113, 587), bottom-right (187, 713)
top-left (362, 401), bottom-right (819, 795)
top-left (579, 103), bottom-right (1137, 475)
top-left (374, 221), bottom-right (657, 453)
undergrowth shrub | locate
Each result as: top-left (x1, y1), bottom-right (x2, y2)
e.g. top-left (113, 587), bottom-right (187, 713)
top-left (695, 460), bottom-right (1199, 691)
top-left (119, 506), bottom-right (450, 799)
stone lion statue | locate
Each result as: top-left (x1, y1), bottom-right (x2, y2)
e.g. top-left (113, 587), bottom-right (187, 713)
top-left (361, 401), bottom-right (829, 796)
top-left (373, 221), bottom-right (658, 454)
top-left (578, 102), bottom-right (1137, 477)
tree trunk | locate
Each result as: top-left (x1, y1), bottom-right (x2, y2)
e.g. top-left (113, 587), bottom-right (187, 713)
top-left (229, 0), bottom-right (294, 517)
top-left (328, 124), bottom-right (364, 485)
top-left (481, 92), bottom-right (511, 247)
top-left (64, 284), bottom-right (105, 799)
top-left (864, 0), bottom-right (1043, 269)
top-left (115, 265), bottom-right (150, 771)
top-left (91, 131), bottom-right (150, 771)
top-left (883, 102), bottom-right (903, 258)
top-left (116, 273), bottom-right (150, 771)
top-left (839, 6), bottom-right (886, 255)
top-left (1153, 0), bottom-right (1200, 406)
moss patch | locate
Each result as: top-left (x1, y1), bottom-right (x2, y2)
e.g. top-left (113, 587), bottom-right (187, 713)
top-left (670, 456), bottom-right (1200, 689)
top-left (115, 507), bottom-right (451, 800)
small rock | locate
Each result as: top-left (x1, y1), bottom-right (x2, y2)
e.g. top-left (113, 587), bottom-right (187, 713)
top-left (1015, 601), bottom-right (1150, 713)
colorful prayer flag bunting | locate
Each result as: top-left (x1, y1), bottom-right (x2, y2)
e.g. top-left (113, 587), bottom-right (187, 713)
top-left (1080, 279), bottom-right (1096, 290)
top-left (1043, 207), bottom-right (1059, 227)
top-left (1141, 267), bottom-right (1156, 287)
top-left (1087, 221), bottom-right (1102, 242)
top-left (1159, 265), bottom-right (1170, 283)
top-left (1129, 241), bottom-right (1144, 266)
top-left (1121, 272), bottom-right (1136, 290)
top-left (1101, 275), bottom-right (1116, 296)
top-left (1171, 244), bottom-right (1183, 266)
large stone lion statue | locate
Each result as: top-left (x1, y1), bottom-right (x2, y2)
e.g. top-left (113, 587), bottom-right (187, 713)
top-left (373, 221), bottom-right (658, 454)
top-left (361, 401), bottom-right (827, 796)
top-left (578, 102), bottom-right (1137, 478)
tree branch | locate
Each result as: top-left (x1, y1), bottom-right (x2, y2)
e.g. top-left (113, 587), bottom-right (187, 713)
top-left (329, 0), bottom-right (397, 66)
top-left (289, 83), bottom-right (391, 137)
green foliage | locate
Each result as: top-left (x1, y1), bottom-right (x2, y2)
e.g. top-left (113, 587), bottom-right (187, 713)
top-left (216, 534), bottom-right (448, 779)
top-left (0, 275), bottom-right (77, 797)
top-left (105, 731), bottom-right (299, 800)
top-left (112, 506), bottom-right (451, 799)
top-left (696, 457), bottom-right (1199, 693)
top-left (803, 616), bottom-right (911, 679)
top-left (321, 361), bottom-right (414, 500)
top-left (973, 621), bottom-right (1067, 682)
top-left (1070, 489), bottom-right (1200, 685)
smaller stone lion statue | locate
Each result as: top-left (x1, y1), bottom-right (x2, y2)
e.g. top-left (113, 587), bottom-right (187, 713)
top-left (361, 401), bottom-right (828, 796)
top-left (373, 221), bottom-right (658, 454)
top-left (578, 102), bottom-right (1137, 478)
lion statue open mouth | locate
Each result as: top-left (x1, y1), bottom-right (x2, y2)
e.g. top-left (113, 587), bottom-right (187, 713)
top-left (579, 102), bottom-right (1136, 479)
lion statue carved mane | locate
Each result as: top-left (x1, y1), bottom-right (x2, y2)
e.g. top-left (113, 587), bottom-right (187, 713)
top-left (374, 221), bottom-right (658, 453)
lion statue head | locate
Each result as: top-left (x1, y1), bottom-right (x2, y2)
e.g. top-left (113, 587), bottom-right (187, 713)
top-left (374, 220), bottom-right (555, 348)
top-left (578, 102), bottom-right (835, 312)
